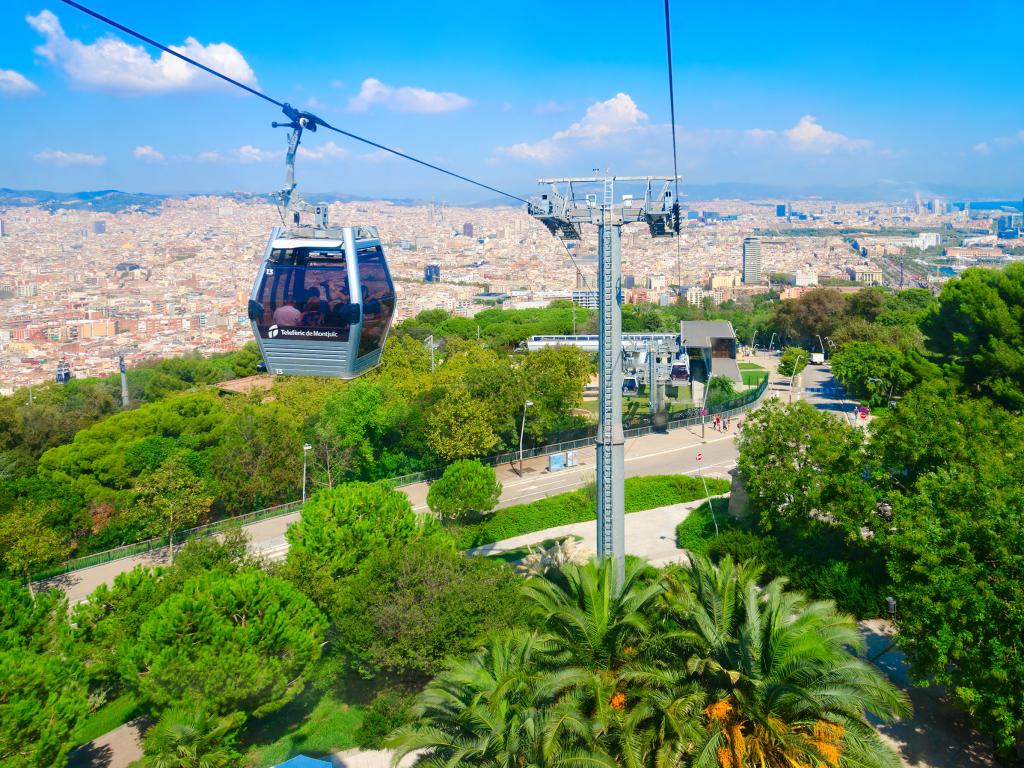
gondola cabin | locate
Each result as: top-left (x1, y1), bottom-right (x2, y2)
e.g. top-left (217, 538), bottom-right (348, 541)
top-left (248, 224), bottom-right (396, 378)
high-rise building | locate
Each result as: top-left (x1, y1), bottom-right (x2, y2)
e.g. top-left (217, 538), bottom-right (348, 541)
top-left (462, 222), bottom-right (473, 237)
top-left (646, 273), bottom-right (667, 290)
top-left (775, 204), bottom-right (788, 217)
top-left (623, 274), bottom-right (636, 289)
top-left (741, 237), bottom-right (762, 285)
top-left (424, 264), bottom-right (441, 283)
top-left (92, 221), bottom-right (107, 235)
top-left (0, 219), bottom-right (5, 236)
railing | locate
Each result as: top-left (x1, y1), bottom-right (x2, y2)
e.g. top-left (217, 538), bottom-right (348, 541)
top-left (34, 373), bottom-right (771, 581)
top-left (32, 500), bottom-right (303, 582)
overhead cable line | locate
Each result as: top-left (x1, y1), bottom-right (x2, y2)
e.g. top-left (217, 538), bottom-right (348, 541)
top-left (662, 0), bottom-right (683, 291)
top-left (56, 0), bottom-right (531, 206)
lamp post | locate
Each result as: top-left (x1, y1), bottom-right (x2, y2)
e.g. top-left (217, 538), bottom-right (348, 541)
top-left (518, 400), bottom-right (533, 476)
top-left (788, 354), bottom-right (804, 404)
top-left (302, 443), bottom-right (312, 504)
top-left (749, 331), bottom-right (757, 357)
top-left (816, 334), bottom-right (826, 358)
top-left (767, 332), bottom-right (778, 355)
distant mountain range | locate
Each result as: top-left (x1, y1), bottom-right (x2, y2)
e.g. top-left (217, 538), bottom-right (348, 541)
top-left (2, 182), bottom-right (1020, 213)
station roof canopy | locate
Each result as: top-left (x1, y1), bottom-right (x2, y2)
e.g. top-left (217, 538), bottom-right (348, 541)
top-left (679, 320), bottom-right (736, 348)
top-left (273, 757), bottom-right (333, 768)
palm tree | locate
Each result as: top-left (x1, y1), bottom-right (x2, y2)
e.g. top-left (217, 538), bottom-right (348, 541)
top-left (522, 558), bottom-right (668, 755)
top-left (142, 709), bottom-right (242, 768)
top-left (664, 555), bottom-right (911, 768)
top-left (387, 630), bottom-right (612, 768)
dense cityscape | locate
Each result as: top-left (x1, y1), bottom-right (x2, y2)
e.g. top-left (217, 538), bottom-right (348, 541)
top-left (3, 195), bottom-right (1021, 392)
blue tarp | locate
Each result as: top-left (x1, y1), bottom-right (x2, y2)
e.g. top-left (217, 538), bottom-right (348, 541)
top-left (274, 757), bottom-right (333, 768)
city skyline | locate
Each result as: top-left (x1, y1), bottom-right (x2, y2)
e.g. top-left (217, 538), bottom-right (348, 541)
top-left (0, 1), bottom-right (1022, 200)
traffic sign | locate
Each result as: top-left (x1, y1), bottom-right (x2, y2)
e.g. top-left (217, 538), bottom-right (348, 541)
top-left (696, 452), bottom-right (703, 461)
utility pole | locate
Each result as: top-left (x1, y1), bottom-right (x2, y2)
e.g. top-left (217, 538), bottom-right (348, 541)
top-left (530, 176), bottom-right (677, 585)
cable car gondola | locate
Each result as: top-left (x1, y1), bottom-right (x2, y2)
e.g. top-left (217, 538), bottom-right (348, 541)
top-left (669, 350), bottom-right (689, 386)
top-left (55, 358), bottom-right (73, 384)
top-left (622, 375), bottom-right (639, 395)
top-left (248, 106), bottom-right (396, 378)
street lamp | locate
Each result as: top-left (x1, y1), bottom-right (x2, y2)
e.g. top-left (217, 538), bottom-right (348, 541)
top-left (816, 334), bottom-right (827, 358)
top-left (767, 332), bottom-right (779, 355)
top-left (302, 443), bottom-right (312, 504)
top-left (518, 400), bottom-right (534, 476)
top-left (788, 354), bottom-right (804, 404)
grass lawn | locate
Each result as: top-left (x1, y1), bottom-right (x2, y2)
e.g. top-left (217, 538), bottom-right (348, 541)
top-left (737, 362), bottom-right (766, 371)
top-left (456, 474), bottom-right (731, 549)
top-left (674, 498), bottom-right (737, 554)
top-left (741, 370), bottom-right (769, 387)
top-left (69, 691), bottom-right (143, 750)
top-left (242, 687), bottom-right (365, 768)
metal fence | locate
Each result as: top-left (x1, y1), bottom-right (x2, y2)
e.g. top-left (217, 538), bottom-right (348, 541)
top-left (36, 373), bottom-right (770, 580)
top-left (32, 500), bottom-right (303, 581)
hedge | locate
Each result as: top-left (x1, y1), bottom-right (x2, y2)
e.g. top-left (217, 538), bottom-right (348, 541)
top-left (455, 474), bottom-right (730, 549)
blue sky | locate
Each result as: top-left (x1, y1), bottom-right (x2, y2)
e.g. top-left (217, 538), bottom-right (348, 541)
top-left (2, 0), bottom-right (1022, 201)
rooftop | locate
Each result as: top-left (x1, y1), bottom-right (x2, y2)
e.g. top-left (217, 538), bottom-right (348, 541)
top-left (679, 320), bottom-right (736, 347)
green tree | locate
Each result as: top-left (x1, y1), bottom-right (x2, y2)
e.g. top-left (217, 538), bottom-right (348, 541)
top-left (142, 708), bottom-right (244, 768)
top-left (126, 569), bottom-right (326, 718)
top-left (129, 454), bottom-right (213, 561)
top-left (332, 537), bottom-right (525, 679)
top-left (0, 507), bottom-right (71, 588)
top-left (888, 460), bottom-right (1024, 755)
top-left (737, 400), bottom-right (876, 537)
top-left (772, 288), bottom-right (848, 343)
top-left (847, 287), bottom-right (888, 322)
top-left (286, 482), bottom-right (437, 580)
top-left (666, 555), bottom-right (909, 768)
top-left (776, 346), bottom-right (808, 377)
top-left (830, 341), bottom-right (913, 405)
top-left (705, 375), bottom-right (737, 405)
top-left (923, 262), bottom-right (1024, 409)
top-left (426, 389), bottom-right (500, 461)
top-left (211, 402), bottom-right (300, 512)
top-left (427, 459), bottom-right (502, 522)
top-left (0, 583), bottom-right (88, 768)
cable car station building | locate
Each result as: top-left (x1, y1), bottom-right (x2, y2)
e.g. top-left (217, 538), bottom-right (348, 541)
top-left (679, 320), bottom-right (742, 384)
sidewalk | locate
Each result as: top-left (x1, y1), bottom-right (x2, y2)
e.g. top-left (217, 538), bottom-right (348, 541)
top-left (468, 495), bottom-right (723, 568)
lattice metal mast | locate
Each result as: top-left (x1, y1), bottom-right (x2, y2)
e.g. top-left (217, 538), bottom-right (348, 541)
top-left (529, 176), bottom-right (678, 585)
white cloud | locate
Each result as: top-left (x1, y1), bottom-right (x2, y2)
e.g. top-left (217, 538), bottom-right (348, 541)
top-left (197, 146), bottom-right (278, 163)
top-left (237, 145), bottom-right (276, 163)
top-left (744, 127), bottom-right (777, 142)
top-left (133, 145), bottom-right (164, 162)
top-left (26, 9), bottom-right (257, 94)
top-left (0, 69), bottom-right (38, 96)
top-left (298, 140), bottom-right (349, 160)
top-left (346, 77), bottom-right (469, 113)
top-left (975, 129), bottom-right (1024, 153)
top-left (34, 149), bottom-right (106, 166)
top-left (783, 115), bottom-right (871, 154)
top-left (496, 93), bottom-right (651, 163)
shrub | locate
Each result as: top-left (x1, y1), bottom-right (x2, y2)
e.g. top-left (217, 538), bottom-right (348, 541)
top-left (355, 689), bottom-right (414, 749)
